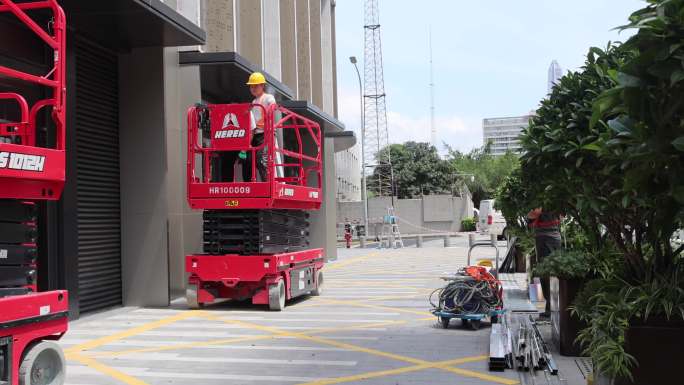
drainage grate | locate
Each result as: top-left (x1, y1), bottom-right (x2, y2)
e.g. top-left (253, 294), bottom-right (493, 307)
top-left (575, 357), bottom-right (592, 379)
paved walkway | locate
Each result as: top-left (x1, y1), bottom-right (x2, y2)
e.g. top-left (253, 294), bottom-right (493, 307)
top-left (59, 246), bottom-right (523, 385)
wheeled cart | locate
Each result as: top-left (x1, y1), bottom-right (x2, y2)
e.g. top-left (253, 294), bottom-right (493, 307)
top-left (433, 308), bottom-right (506, 330)
top-left (185, 103), bottom-right (324, 311)
top-left (186, 249), bottom-right (324, 310)
top-left (430, 266), bottom-right (504, 331)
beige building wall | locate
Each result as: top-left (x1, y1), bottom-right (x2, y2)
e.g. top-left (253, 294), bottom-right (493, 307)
top-left (237, 0), bottom-right (263, 68)
top-left (280, 0), bottom-right (298, 95)
top-left (196, 0), bottom-right (335, 116)
top-left (164, 47), bottom-right (203, 297)
top-left (320, 0), bottom-right (335, 115)
top-left (295, 0), bottom-right (312, 101)
top-left (309, 0), bottom-right (323, 108)
top-left (262, 0), bottom-right (282, 79)
top-left (201, 0), bottom-right (236, 52)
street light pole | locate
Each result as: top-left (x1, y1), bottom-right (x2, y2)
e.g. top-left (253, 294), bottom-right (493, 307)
top-left (452, 173), bottom-right (475, 198)
top-left (349, 56), bottom-right (368, 233)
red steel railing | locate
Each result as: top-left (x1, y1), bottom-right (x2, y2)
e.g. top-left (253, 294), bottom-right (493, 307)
top-left (0, 0), bottom-right (66, 149)
top-left (0, 0), bottom-right (67, 200)
top-left (186, 103), bottom-right (323, 209)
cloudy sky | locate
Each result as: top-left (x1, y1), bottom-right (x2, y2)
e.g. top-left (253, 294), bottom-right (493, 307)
top-left (334, 0), bottom-right (644, 153)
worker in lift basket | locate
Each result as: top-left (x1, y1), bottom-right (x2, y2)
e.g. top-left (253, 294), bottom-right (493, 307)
top-left (243, 72), bottom-right (276, 182)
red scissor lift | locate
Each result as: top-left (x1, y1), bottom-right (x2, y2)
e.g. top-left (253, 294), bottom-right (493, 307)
top-left (186, 102), bottom-right (325, 310)
top-left (0, 1), bottom-right (68, 384)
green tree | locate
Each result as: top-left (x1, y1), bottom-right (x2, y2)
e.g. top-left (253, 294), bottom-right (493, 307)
top-left (590, 0), bottom-right (684, 279)
top-left (497, 1), bottom-right (684, 378)
top-left (446, 144), bottom-right (519, 207)
top-left (367, 142), bottom-right (454, 199)
top-left (515, 43), bottom-right (632, 253)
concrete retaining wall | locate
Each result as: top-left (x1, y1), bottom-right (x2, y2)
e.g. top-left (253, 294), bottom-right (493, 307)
top-left (337, 194), bottom-right (474, 237)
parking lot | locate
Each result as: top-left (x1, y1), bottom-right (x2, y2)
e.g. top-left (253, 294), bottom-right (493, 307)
top-left (59, 244), bottom-right (519, 385)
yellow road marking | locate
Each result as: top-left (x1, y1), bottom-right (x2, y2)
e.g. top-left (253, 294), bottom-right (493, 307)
top-left (326, 282), bottom-right (430, 291)
top-left (68, 353), bottom-right (151, 385)
top-left (326, 253), bottom-right (377, 270)
top-left (203, 314), bottom-right (427, 364)
top-left (299, 334), bottom-right (425, 365)
top-left (65, 310), bottom-right (204, 353)
top-left (65, 246), bottom-right (518, 385)
top-left (88, 319), bottom-right (405, 358)
top-left (203, 314), bottom-right (516, 384)
top-left (317, 298), bottom-right (432, 317)
top-left (88, 335), bottom-right (275, 358)
top-left (363, 292), bottom-right (433, 302)
top-left (441, 366), bottom-right (519, 385)
top-left (296, 356), bottom-right (486, 385)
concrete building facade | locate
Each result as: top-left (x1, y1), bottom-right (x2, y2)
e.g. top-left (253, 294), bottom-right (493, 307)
top-left (335, 144), bottom-right (361, 202)
top-left (0, 0), bottom-right (352, 317)
top-left (482, 115), bottom-right (532, 155)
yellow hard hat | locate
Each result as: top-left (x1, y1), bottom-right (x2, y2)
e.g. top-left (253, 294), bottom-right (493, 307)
top-left (246, 72), bottom-right (266, 85)
top-left (477, 260), bottom-right (494, 268)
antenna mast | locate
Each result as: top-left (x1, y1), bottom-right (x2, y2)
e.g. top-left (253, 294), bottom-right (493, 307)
top-left (363, 0), bottom-right (393, 198)
top-left (429, 27), bottom-right (436, 147)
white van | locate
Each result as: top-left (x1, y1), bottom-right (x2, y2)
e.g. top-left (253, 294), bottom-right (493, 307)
top-left (477, 199), bottom-right (507, 240)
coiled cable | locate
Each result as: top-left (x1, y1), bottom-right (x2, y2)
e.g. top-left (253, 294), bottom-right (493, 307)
top-left (430, 270), bottom-right (503, 315)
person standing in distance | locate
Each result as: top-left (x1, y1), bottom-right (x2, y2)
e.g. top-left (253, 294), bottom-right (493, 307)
top-left (244, 72), bottom-right (276, 181)
top-left (527, 207), bottom-right (561, 318)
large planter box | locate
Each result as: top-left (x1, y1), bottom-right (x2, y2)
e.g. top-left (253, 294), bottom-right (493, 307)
top-left (515, 248), bottom-right (526, 273)
top-left (612, 317), bottom-right (684, 385)
top-left (550, 277), bottom-right (587, 356)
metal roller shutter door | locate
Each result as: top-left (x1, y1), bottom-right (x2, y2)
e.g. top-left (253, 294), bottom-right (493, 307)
top-left (74, 37), bottom-right (122, 313)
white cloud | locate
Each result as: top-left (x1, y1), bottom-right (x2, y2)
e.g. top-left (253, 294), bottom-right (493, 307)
top-left (337, 86), bottom-right (483, 155)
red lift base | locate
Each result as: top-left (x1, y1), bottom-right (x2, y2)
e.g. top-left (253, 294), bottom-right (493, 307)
top-left (186, 249), bottom-right (325, 311)
top-left (0, 290), bottom-right (68, 385)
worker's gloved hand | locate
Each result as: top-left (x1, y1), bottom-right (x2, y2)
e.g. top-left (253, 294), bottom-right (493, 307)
top-left (238, 151), bottom-right (247, 160)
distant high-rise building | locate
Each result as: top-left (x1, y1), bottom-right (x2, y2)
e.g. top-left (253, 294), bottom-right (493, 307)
top-left (482, 115), bottom-right (533, 156)
top-left (548, 60), bottom-right (563, 94)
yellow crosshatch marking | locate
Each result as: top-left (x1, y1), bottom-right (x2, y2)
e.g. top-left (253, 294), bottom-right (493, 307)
top-left (64, 310), bottom-right (202, 354)
top-left (324, 252), bottom-right (377, 270)
top-left (65, 252), bottom-right (518, 385)
top-left (67, 353), bottom-right (152, 385)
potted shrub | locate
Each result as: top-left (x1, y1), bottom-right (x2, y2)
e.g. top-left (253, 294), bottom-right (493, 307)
top-left (576, 1), bottom-right (684, 382)
top-left (460, 217), bottom-right (476, 232)
top-left (501, 0), bottom-right (684, 381)
top-left (533, 249), bottom-right (592, 356)
top-left (573, 265), bottom-right (684, 385)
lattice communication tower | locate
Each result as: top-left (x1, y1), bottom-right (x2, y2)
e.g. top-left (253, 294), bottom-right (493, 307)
top-left (363, 0), bottom-right (393, 197)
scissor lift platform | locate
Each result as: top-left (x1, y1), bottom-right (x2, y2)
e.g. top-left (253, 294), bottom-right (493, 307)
top-left (1, 1), bottom-right (69, 384)
top-left (185, 102), bottom-right (325, 310)
top-left (186, 248), bottom-right (324, 310)
top-left (186, 103), bottom-right (322, 210)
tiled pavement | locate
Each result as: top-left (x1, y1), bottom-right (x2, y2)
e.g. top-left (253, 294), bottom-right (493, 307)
top-left (58, 244), bottom-right (573, 385)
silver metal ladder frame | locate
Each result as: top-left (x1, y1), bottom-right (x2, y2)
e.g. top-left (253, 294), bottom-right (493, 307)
top-left (467, 233), bottom-right (500, 276)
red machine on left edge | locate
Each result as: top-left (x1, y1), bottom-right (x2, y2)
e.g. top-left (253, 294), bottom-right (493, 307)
top-left (0, 1), bottom-right (69, 385)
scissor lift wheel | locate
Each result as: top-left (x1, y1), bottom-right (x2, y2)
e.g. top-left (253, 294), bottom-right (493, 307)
top-left (268, 280), bottom-right (286, 311)
top-left (18, 341), bottom-right (66, 385)
top-left (311, 270), bottom-right (324, 296)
